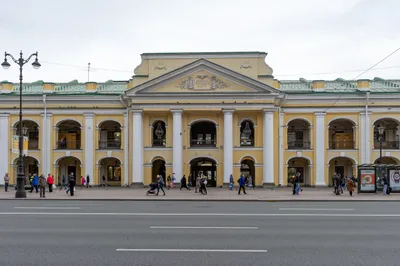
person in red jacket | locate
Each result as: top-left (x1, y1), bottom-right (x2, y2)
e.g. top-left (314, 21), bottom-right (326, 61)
top-left (47, 174), bottom-right (54, 193)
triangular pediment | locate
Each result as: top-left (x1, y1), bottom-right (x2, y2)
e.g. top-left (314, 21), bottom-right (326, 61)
top-left (126, 59), bottom-right (279, 96)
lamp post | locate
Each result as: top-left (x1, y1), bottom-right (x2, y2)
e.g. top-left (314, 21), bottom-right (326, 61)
top-left (2, 51), bottom-right (41, 198)
top-left (377, 125), bottom-right (385, 164)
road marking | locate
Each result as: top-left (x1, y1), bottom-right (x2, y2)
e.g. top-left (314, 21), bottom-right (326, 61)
top-left (279, 208), bottom-right (354, 211)
top-left (13, 207), bottom-right (81, 210)
top-left (116, 249), bottom-right (267, 253)
top-left (0, 212), bottom-right (399, 217)
top-left (149, 226), bottom-right (258, 230)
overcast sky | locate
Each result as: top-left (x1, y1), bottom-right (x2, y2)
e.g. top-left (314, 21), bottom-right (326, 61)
top-left (0, 0), bottom-right (399, 83)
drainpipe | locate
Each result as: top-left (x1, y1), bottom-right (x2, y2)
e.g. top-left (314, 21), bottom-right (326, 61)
top-left (120, 96), bottom-right (129, 187)
top-left (42, 95), bottom-right (47, 177)
top-left (365, 92), bottom-right (370, 164)
top-left (278, 94), bottom-right (287, 187)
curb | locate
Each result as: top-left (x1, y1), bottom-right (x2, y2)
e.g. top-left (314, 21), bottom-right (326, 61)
top-left (0, 198), bottom-right (399, 202)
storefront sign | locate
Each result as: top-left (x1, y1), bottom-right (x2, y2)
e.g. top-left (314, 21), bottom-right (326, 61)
top-left (389, 170), bottom-right (400, 190)
top-left (11, 135), bottom-right (28, 155)
top-left (360, 169), bottom-right (375, 192)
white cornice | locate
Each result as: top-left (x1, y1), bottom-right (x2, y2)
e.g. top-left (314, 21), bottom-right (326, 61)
top-left (141, 52), bottom-right (267, 60)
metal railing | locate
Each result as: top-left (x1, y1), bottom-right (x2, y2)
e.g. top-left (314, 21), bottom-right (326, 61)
top-left (98, 140), bottom-right (121, 149)
top-left (288, 140), bottom-right (311, 149)
top-left (190, 139), bottom-right (217, 147)
top-left (329, 139), bottom-right (355, 149)
top-left (373, 141), bottom-right (400, 149)
top-left (56, 140), bottom-right (81, 150)
top-left (152, 139), bottom-right (166, 147)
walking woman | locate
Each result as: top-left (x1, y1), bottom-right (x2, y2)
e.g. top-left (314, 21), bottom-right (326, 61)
top-left (347, 177), bottom-right (355, 196)
top-left (47, 174), bottom-right (54, 193)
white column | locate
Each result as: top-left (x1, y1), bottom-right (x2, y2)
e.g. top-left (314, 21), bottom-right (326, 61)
top-left (123, 112), bottom-right (129, 186)
top-left (263, 109), bottom-right (274, 185)
top-left (41, 114), bottom-right (52, 176)
top-left (278, 110), bottom-right (284, 186)
top-left (315, 112), bottom-right (326, 186)
top-left (0, 114), bottom-right (9, 185)
top-left (172, 110), bottom-right (183, 181)
top-left (365, 112), bottom-right (371, 164)
top-left (223, 109), bottom-right (234, 184)
top-left (84, 114), bottom-right (95, 185)
top-left (360, 113), bottom-right (366, 164)
top-left (132, 110), bottom-right (144, 184)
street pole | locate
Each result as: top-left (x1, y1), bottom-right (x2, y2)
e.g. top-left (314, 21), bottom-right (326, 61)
top-left (2, 51), bottom-right (41, 198)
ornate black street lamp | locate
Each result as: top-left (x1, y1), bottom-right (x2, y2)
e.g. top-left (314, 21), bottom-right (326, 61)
top-left (377, 125), bottom-right (385, 164)
top-left (2, 51), bottom-right (41, 198)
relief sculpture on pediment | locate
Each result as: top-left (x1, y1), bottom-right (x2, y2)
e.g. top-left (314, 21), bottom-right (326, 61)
top-left (176, 75), bottom-right (228, 90)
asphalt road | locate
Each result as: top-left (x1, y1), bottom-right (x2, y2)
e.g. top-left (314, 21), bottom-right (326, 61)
top-left (0, 201), bottom-right (399, 266)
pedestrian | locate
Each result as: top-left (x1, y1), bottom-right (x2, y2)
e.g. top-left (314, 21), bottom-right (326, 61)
top-left (229, 174), bottom-right (234, 190)
top-left (238, 174), bottom-right (246, 195)
top-left (180, 175), bottom-right (190, 190)
top-left (200, 176), bottom-right (207, 195)
top-left (69, 177), bottom-right (76, 196)
top-left (86, 175), bottom-right (92, 188)
top-left (383, 174), bottom-right (388, 195)
top-left (39, 174), bottom-right (46, 198)
top-left (4, 173), bottom-right (10, 192)
top-left (102, 175), bottom-right (107, 187)
top-left (195, 174), bottom-right (201, 193)
top-left (347, 177), bottom-right (355, 196)
top-left (188, 174), bottom-right (193, 188)
top-left (80, 176), bottom-right (85, 188)
top-left (30, 174), bottom-right (39, 193)
top-left (166, 175), bottom-right (171, 189)
top-left (66, 172), bottom-right (75, 195)
top-left (156, 175), bottom-right (166, 196)
top-left (47, 174), bottom-right (54, 193)
top-left (248, 174), bottom-right (253, 189)
top-left (337, 174), bottom-right (343, 194)
top-left (60, 174), bottom-right (66, 191)
top-left (295, 172), bottom-right (301, 195)
top-left (171, 173), bottom-right (176, 188)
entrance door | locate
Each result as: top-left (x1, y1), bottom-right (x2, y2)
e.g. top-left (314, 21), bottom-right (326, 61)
top-left (191, 167), bottom-right (216, 187)
top-left (67, 166), bottom-right (77, 180)
top-left (335, 166), bottom-right (345, 178)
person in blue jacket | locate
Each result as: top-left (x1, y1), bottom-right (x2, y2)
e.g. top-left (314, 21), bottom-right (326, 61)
top-left (29, 174), bottom-right (39, 193)
top-left (238, 174), bottom-right (247, 195)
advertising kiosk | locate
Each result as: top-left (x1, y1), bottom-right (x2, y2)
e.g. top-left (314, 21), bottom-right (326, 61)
top-left (357, 165), bottom-right (377, 194)
top-left (387, 165), bottom-right (400, 193)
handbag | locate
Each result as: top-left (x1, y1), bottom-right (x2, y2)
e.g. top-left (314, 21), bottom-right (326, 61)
top-left (52, 184), bottom-right (56, 189)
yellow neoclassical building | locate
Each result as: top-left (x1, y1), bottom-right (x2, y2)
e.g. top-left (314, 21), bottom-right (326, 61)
top-left (1, 51), bottom-right (400, 187)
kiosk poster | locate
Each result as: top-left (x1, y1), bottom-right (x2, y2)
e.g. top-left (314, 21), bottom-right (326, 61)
top-left (360, 169), bottom-right (375, 191)
top-left (389, 170), bottom-right (400, 190)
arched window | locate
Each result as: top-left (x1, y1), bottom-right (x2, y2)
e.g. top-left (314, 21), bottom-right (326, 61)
top-left (240, 120), bottom-right (254, 147)
top-left (57, 120), bottom-right (81, 149)
top-left (14, 120), bottom-right (39, 150)
top-left (373, 118), bottom-right (400, 149)
top-left (190, 121), bottom-right (216, 147)
top-left (99, 121), bottom-right (121, 149)
top-left (287, 119), bottom-right (311, 149)
top-left (328, 119), bottom-right (355, 149)
top-left (152, 121), bottom-right (166, 147)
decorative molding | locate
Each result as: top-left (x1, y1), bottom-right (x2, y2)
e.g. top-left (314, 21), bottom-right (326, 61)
top-left (154, 62), bottom-right (166, 71)
top-left (240, 63), bottom-right (252, 69)
top-left (176, 75), bottom-right (229, 90)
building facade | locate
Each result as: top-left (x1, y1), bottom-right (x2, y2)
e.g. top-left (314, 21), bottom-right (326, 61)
top-left (1, 51), bottom-right (400, 187)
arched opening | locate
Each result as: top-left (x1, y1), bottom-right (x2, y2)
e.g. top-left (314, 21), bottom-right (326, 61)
top-left (57, 157), bottom-right (81, 185)
top-left (328, 157), bottom-right (355, 186)
top-left (240, 120), bottom-right (254, 147)
top-left (190, 121), bottom-right (216, 147)
top-left (373, 118), bottom-right (400, 149)
top-left (287, 157), bottom-right (311, 186)
top-left (152, 159), bottom-right (166, 183)
top-left (57, 120), bottom-right (81, 149)
top-left (13, 120), bottom-right (39, 150)
top-left (152, 121), bottom-right (166, 147)
top-left (99, 157), bottom-right (121, 186)
top-left (240, 158), bottom-right (255, 186)
top-left (98, 121), bottom-right (121, 149)
top-left (13, 156), bottom-right (39, 184)
top-left (374, 156), bottom-right (399, 165)
top-left (190, 157), bottom-right (217, 187)
top-left (328, 119), bottom-right (355, 149)
top-left (287, 119), bottom-right (311, 149)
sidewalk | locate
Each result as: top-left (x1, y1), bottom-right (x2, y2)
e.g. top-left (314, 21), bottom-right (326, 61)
top-left (0, 186), bottom-right (399, 201)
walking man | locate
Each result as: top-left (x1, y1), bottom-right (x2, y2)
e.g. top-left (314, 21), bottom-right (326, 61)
top-left (86, 175), bottom-right (91, 188)
top-left (229, 174), bottom-right (234, 190)
top-left (4, 173), bottom-right (10, 192)
top-left (156, 175), bottom-right (166, 196)
top-left (30, 174), bottom-right (39, 193)
top-left (195, 174), bottom-right (201, 193)
top-left (60, 174), bottom-right (66, 191)
top-left (238, 174), bottom-right (247, 195)
top-left (39, 174), bottom-right (46, 198)
top-left (69, 177), bottom-right (76, 196)
top-left (180, 175), bottom-right (190, 190)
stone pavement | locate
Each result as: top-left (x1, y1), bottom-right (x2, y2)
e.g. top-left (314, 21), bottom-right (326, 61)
top-left (0, 186), bottom-right (399, 201)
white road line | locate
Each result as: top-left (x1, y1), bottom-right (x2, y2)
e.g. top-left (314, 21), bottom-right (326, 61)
top-left (0, 212), bottom-right (398, 217)
top-left (279, 208), bottom-right (354, 211)
top-left (149, 226), bottom-right (258, 230)
top-left (116, 249), bottom-right (267, 253)
top-left (13, 207), bottom-right (81, 210)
